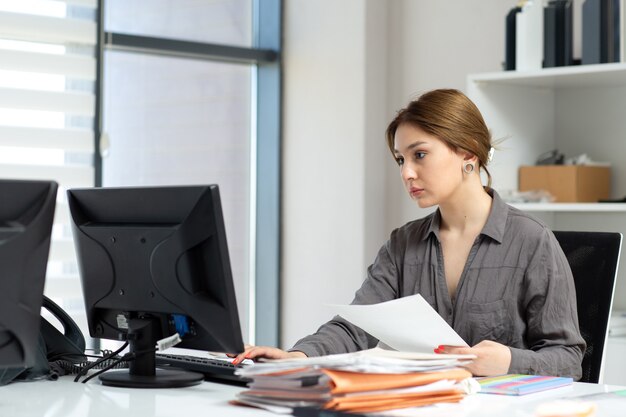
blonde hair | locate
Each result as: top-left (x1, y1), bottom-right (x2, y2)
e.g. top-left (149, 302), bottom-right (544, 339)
top-left (386, 89), bottom-right (494, 187)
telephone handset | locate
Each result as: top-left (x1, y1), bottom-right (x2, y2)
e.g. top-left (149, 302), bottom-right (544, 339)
top-left (40, 296), bottom-right (86, 361)
top-left (5, 296), bottom-right (87, 383)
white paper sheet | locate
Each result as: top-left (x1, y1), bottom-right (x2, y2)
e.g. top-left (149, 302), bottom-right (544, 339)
top-left (331, 294), bottom-right (468, 352)
top-left (240, 347), bottom-right (475, 376)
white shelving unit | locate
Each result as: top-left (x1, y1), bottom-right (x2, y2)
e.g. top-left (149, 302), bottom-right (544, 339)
top-left (468, 64), bottom-right (626, 384)
top-left (512, 203), bottom-right (626, 212)
top-left (470, 62), bottom-right (626, 88)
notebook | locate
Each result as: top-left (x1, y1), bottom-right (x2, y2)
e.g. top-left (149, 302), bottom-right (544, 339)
top-left (478, 374), bottom-right (573, 396)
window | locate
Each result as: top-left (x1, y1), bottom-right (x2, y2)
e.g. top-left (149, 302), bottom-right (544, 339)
top-left (101, 50), bottom-right (253, 339)
top-left (0, 0), bottom-right (281, 348)
top-left (104, 0), bottom-right (252, 47)
top-left (0, 0), bottom-right (97, 335)
top-left (100, 0), bottom-right (281, 345)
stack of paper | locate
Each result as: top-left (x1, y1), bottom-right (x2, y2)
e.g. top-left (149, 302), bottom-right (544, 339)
top-left (231, 294), bottom-right (477, 413)
top-left (233, 348), bottom-right (477, 414)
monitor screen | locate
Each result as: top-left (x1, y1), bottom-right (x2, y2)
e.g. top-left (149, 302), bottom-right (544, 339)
top-left (0, 179), bottom-right (57, 384)
top-left (68, 184), bottom-right (245, 388)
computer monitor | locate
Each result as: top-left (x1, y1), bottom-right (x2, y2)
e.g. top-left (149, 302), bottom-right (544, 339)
top-left (0, 179), bottom-right (58, 384)
top-left (67, 184), bottom-right (245, 388)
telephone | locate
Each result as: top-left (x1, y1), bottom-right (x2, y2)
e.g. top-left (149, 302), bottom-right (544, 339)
top-left (40, 296), bottom-right (86, 363)
top-left (1, 296), bottom-right (86, 384)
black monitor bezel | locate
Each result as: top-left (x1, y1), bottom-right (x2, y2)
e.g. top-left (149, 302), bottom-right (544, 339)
top-left (0, 179), bottom-right (58, 372)
top-left (68, 184), bottom-right (245, 388)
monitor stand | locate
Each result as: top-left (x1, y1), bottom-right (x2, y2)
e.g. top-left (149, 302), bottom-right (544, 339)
top-left (99, 317), bottom-right (203, 388)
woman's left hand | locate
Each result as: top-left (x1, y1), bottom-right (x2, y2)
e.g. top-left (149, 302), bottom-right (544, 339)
top-left (437, 340), bottom-right (511, 376)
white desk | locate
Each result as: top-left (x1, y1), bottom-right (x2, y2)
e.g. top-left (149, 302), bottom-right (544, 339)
top-left (0, 377), bottom-right (624, 417)
top-left (0, 377), bottom-right (269, 417)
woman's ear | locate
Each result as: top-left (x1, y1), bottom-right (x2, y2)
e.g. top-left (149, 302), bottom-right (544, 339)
top-left (461, 151), bottom-right (478, 163)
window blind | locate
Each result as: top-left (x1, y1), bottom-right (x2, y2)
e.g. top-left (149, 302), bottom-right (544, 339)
top-left (0, 0), bottom-right (97, 334)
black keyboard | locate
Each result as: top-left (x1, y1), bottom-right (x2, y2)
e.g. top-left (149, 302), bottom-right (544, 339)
top-left (155, 353), bottom-right (251, 386)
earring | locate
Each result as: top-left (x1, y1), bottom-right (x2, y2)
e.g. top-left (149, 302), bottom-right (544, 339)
top-left (463, 163), bottom-right (474, 174)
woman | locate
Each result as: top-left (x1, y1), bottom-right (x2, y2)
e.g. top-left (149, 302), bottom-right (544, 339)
top-left (232, 89), bottom-right (585, 379)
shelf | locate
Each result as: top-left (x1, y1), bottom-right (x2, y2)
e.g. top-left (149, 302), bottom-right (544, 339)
top-left (468, 62), bottom-right (626, 89)
top-left (511, 203), bottom-right (626, 212)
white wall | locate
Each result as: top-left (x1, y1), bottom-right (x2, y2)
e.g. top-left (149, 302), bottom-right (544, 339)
top-left (385, 0), bottom-right (513, 230)
top-left (281, 0), bottom-right (388, 348)
top-left (281, 0), bottom-right (512, 348)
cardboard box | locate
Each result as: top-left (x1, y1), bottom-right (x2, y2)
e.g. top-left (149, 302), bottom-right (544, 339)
top-left (519, 165), bottom-right (610, 202)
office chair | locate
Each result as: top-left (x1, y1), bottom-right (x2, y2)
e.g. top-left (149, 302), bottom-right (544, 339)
top-left (553, 231), bottom-right (622, 383)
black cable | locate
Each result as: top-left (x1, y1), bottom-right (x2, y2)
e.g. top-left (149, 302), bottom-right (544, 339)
top-left (47, 351), bottom-right (101, 362)
top-left (91, 358), bottom-right (130, 370)
top-left (50, 360), bottom-right (84, 376)
top-left (81, 356), bottom-right (127, 383)
top-left (74, 341), bottom-right (129, 382)
top-left (45, 343), bottom-right (108, 363)
top-left (81, 347), bottom-right (156, 384)
top-left (49, 357), bottom-right (130, 377)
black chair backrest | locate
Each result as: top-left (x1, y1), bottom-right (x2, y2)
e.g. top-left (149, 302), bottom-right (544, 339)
top-left (553, 231), bottom-right (622, 383)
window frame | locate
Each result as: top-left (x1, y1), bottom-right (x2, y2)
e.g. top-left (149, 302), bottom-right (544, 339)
top-left (94, 0), bottom-right (282, 347)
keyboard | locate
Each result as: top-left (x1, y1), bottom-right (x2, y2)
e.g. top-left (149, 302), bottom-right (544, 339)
top-left (155, 353), bottom-right (251, 386)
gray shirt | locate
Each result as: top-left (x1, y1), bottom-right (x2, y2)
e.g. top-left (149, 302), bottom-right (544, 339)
top-left (291, 190), bottom-right (585, 380)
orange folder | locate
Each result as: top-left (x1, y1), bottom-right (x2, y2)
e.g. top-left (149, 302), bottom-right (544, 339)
top-left (322, 367), bottom-right (472, 394)
top-left (326, 391), bottom-right (465, 413)
top-left (320, 368), bottom-right (471, 413)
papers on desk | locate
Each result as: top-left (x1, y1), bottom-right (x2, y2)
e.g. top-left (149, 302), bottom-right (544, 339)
top-left (231, 295), bottom-right (478, 414)
top-left (240, 347), bottom-right (475, 376)
top-left (331, 293), bottom-right (468, 352)
top-left (234, 366), bottom-right (475, 414)
top-left (233, 348), bottom-right (477, 414)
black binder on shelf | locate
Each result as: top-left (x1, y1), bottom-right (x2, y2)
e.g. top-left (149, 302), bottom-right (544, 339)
top-left (544, 0), bottom-right (574, 67)
top-left (505, 6), bottom-right (522, 70)
top-left (582, 0), bottom-right (621, 64)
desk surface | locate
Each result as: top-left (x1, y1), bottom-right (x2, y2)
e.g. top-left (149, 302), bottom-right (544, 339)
top-left (0, 376), bottom-right (624, 417)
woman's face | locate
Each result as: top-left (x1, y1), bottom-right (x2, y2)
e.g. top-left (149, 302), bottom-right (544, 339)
top-left (393, 123), bottom-right (467, 208)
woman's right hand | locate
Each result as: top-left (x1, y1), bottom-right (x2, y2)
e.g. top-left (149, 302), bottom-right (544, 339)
top-left (228, 344), bottom-right (307, 365)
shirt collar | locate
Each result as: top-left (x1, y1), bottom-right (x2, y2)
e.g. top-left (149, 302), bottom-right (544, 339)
top-left (423, 188), bottom-right (508, 244)
top-left (424, 210), bottom-right (441, 242)
top-left (481, 188), bottom-right (507, 244)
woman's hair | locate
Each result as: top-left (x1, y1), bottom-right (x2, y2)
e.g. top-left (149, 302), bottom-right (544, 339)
top-left (385, 89), bottom-right (494, 187)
